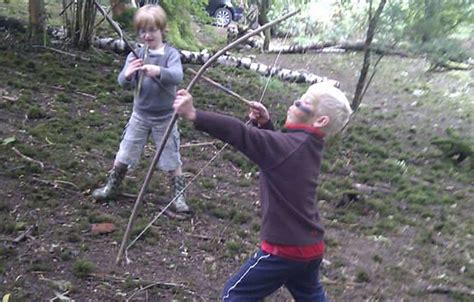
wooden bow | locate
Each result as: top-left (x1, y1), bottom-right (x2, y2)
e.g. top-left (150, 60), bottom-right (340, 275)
top-left (116, 9), bottom-right (300, 265)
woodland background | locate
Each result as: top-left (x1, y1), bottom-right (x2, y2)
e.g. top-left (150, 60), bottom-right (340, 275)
top-left (0, 0), bottom-right (473, 301)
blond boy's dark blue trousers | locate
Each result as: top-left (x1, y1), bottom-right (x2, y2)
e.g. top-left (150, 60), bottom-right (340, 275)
top-left (222, 249), bottom-right (327, 301)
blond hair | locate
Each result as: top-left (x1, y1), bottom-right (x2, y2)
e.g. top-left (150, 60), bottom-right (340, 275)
top-left (303, 83), bottom-right (352, 136)
top-left (134, 4), bottom-right (168, 39)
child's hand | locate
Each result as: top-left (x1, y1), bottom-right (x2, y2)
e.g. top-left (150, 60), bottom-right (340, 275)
top-left (140, 64), bottom-right (161, 78)
top-left (124, 58), bottom-right (143, 80)
top-left (249, 101), bottom-right (270, 126)
top-left (173, 89), bottom-right (196, 121)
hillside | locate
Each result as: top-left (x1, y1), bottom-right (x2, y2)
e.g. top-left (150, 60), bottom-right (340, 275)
top-left (0, 26), bottom-right (473, 301)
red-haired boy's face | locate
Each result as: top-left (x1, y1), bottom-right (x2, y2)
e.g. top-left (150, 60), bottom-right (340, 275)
top-left (138, 26), bottom-right (163, 50)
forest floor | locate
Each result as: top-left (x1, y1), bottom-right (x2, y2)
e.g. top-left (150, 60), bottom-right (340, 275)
top-left (0, 24), bottom-right (473, 301)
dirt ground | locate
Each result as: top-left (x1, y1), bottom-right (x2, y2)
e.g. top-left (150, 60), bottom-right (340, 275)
top-left (0, 29), bottom-right (473, 302)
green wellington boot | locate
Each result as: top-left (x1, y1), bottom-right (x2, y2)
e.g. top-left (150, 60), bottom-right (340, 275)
top-left (171, 175), bottom-right (190, 213)
top-left (92, 165), bottom-right (127, 201)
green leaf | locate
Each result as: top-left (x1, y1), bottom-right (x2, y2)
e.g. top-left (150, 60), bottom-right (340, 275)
top-left (3, 293), bottom-right (11, 302)
top-left (2, 137), bottom-right (16, 145)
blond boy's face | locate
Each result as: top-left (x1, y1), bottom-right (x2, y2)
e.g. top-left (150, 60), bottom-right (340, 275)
top-left (138, 26), bottom-right (163, 50)
top-left (286, 94), bottom-right (317, 125)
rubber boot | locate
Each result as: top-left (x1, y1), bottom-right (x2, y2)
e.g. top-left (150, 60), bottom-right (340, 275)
top-left (171, 175), bottom-right (190, 213)
top-left (92, 164), bottom-right (127, 201)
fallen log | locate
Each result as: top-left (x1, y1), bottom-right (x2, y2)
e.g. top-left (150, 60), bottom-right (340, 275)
top-left (90, 36), bottom-right (338, 86)
top-left (266, 40), bottom-right (410, 57)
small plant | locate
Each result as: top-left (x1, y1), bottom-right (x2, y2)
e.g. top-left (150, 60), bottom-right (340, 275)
top-left (27, 105), bottom-right (47, 119)
top-left (55, 92), bottom-right (71, 103)
top-left (431, 128), bottom-right (473, 169)
top-left (355, 270), bottom-right (370, 283)
top-left (225, 241), bottom-right (242, 256)
top-left (73, 259), bottom-right (96, 278)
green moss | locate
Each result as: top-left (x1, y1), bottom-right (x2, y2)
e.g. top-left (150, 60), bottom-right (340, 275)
top-left (355, 270), bottom-right (370, 283)
top-left (225, 241), bottom-right (242, 256)
top-left (72, 259), bottom-right (96, 278)
top-left (26, 105), bottom-right (47, 119)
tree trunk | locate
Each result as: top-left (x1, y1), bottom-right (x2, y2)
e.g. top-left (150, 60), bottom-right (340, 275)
top-left (62, 0), bottom-right (97, 50)
top-left (351, 0), bottom-right (387, 111)
top-left (258, 0), bottom-right (270, 51)
top-left (29, 0), bottom-right (45, 44)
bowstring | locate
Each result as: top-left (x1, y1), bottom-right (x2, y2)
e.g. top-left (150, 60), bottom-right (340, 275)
top-left (125, 30), bottom-right (290, 259)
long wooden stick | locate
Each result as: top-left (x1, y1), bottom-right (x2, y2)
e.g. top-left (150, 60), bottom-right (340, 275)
top-left (186, 68), bottom-right (253, 106)
top-left (116, 9), bottom-right (300, 265)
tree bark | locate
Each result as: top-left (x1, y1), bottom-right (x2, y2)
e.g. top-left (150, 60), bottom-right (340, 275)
top-left (88, 35), bottom-right (339, 86)
top-left (62, 0), bottom-right (97, 50)
top-left (351, 0), bottom-right (387, 111)
top-left (258, 0), bottom-right (271, 51)
top-left (28, 0), bottom-right (45, 44)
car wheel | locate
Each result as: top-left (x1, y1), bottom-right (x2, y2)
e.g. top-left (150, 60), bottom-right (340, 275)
top-left (213, 7), bottom-right (232, 27)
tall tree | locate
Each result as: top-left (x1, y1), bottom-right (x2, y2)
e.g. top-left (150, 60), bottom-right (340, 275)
top-left (29, 0), bottom-right (46, 44)
top-left (352, 0), bottom-right (387, 111)
top-left (62, 0), bottom-right (97, 50)
top-left (257, 0), bottom-right (271, 50)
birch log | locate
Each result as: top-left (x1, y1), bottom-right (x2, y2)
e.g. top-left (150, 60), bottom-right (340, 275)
top-left (91, 36), bottom-right (338, 86)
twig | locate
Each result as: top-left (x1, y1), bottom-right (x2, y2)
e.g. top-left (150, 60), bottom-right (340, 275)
top-left (185, 233), bottom-right (225, 243)
top-left (426, 285), bottom-right (474, 296)
top-left (75, 91), bottom-right (96, 98)
top-left (12, 147), bottom-right (44, 170)
top-left (59, 0), bottom-right (74, 16)
top-left (31, 177), bottom-right (81, 194)
top-left (32, 45), bottom-right (91, 61)
top-left (53, 180), bottom-right (80, 190)
top-left (49, 290), bottom-right (71, 302)
top-left (50, 85), bottom-right (96, 98)
top-left (186, 68), bottom-right (253, 107)
top-left (2, 95), bottom-right (19, 101)
top-left (13, 225), bottom-right (35, 243)
top-left (120, 192), bottom-right (138, 198)
top-left (320, 277), bottom-right (359, 287)
top-left (94, 5), bottom-right (114, 29)
top-left (180, 141), bottom-right (216, 148)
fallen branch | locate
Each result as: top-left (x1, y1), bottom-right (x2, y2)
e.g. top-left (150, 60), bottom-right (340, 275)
top-left (181, 50), bottom-right (338, 86)
top-left (2, 95), bottom-right (19, 102)
top-left (12, 147), bottom-right (44, 170)
top-left (53, 180), bottom-right (81, 190)
top-left (50, 85), bottom-right (96, 99)
top-left (32, 45), bottom-right (91, 62)
top-left (426, 285), bottom-right (474, 296)
top-left (13, 225), bottom-right (36, 243)
top-left (180, 141), bottom-right (216, 148)
top-left (31, 177), bottom-right (81, 194)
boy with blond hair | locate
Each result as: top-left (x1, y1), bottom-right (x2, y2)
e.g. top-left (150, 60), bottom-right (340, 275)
top-left (173, 82), bottom-right (352, 301)
top-left (92, 4), bottom-right (190, 212)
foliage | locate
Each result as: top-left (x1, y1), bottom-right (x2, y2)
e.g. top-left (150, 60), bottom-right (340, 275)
top-left (72, 259), bottom-right (96, 278)
top-left (431, 128), bottom-right (473, 169)
top-left (266, 0), bottom-right (473, 64)
top-left (159, 0), bottom-right (207, 50)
